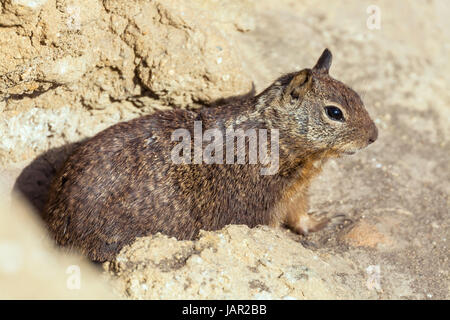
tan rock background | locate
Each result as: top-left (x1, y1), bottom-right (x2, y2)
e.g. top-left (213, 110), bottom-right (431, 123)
top-left (0, 0), bottom-right (449, 299)
top-left (0, 194), bottom-right (114, 299)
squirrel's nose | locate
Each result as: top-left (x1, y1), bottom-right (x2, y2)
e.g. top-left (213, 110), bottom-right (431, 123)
top-left (368, 123), bottom-right (378, 144)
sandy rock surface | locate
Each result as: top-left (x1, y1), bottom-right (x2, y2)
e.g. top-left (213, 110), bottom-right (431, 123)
top-left (105, 225), bottom-right (377, 300)
top-left (0, 0), bottom-right (252, 165)
top-left (0, 0), bottom-right (449, 299)
top-left (0, 194), bottom-right (114, 299)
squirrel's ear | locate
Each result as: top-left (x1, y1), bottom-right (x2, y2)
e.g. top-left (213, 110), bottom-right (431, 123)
top-left (285, 69), bottom-right (312, 101)
top-left (313, 48), bottom-right (332, 74)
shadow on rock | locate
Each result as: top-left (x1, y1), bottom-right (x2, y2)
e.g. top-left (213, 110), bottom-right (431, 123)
top-left (13, 141), bottom-right (84, 220)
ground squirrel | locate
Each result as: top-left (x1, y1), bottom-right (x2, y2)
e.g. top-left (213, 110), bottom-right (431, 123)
top-left (44, 49), bottom-right (378, 262)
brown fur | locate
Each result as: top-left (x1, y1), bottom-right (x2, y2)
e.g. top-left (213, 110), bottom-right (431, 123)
top-left (44, 49), bottom-right (378, 261)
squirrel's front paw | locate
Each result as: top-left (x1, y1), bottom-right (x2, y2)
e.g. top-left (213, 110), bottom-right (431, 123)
top-left (293, 212), bottom-right (350, 235)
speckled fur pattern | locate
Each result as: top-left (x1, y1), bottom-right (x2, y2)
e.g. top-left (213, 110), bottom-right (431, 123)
top-left (45, 49), bottom-right (378, 261)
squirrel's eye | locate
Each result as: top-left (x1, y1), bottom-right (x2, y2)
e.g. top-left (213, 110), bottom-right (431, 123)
top-left (324, 106), bottom-right (344, 122)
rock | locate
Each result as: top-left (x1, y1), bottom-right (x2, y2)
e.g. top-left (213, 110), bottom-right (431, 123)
top-left (0, 193), bottom-right (114, 299)
top-left (341, 220), bottom-right (393, 249)
top-left (0, 0), bottom-right (253, 165)
top-left (104, 0), bottom-right (252, 107)
top-left (104, 225), bottom-right (376, 299)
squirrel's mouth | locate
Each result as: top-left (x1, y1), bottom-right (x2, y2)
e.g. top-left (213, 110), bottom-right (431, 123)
top-left (334, 144), bottom-right (364, 156)
top-left (340, 144), bottom-right (367, 155)
top-left (341, 147), bottom-right (360, 155)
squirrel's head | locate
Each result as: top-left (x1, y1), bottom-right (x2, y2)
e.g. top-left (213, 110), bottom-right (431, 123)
top-left (260, 49), bottom-right (378, 157)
